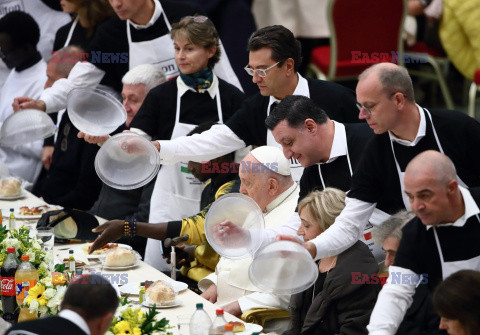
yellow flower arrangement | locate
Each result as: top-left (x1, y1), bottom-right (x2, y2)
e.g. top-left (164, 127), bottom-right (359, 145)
top-left (24, 284), bottom-right (47, 307)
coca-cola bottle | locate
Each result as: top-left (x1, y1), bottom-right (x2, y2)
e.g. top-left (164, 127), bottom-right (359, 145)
top-left (1, 247), bottom-right (19, 324)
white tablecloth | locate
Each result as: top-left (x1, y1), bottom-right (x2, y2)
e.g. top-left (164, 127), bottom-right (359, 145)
top-left (0, 191), bottom-right (245, 334)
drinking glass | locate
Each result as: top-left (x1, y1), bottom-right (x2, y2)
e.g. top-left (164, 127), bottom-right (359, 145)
top-left (36, 227), bottom-right (55, 252)
top-left (177, 314), bottom-right (191, 335)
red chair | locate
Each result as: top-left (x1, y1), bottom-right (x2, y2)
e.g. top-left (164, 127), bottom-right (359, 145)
top-left (403, 41), bottom-right (454, 109)
top-left (467, 69), bottom-right (480, 118)
top-left (308, 0), bottom-right (407, 81)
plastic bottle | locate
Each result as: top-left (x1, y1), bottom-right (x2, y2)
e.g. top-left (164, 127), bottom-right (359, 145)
top-left (209, 309), bottom-right (227, 334)
top-left (68, 250), bottom-right (76, 272)
top-left (1, 247), bottom-right (20, 324)
top-left (8, 209), bottom-right (15, 231)
top-left (224, 324), bottom-right (234, 335)
top-left (15, 255), bottom-right (39, 322)
top-left (190, 303), bottom-right (212, 335)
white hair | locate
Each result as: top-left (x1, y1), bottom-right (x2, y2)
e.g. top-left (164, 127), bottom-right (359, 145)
top-left (121, 64), bottom-right (167, 92)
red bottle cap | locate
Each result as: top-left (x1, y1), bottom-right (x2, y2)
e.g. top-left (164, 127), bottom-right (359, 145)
top-left (216, 309), bottom-right (224, 315)
top-left (6, 247), bottom-right (15, 253)
top-left (21, 255), bottom-right (29, 261)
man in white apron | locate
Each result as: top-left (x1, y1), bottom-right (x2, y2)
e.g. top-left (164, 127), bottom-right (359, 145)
top-left (267, 62), bottom-right (480, 263)
top-left (0, 11), bottom-right (47, 183)
top-left (13, 0), bottom-right (241, 114)
top-left (265, 95), bottom-right (387, 262)
top-left (368, 151), bottom-right (480, 333)
top-left (153, 25), bottom-right (360, 183)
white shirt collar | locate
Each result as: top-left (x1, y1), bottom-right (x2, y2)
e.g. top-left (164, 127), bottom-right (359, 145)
top-left (59, 309), bottom-right (91, 335)
top-left (267, 73), bottom-right (310, 113)
top-left (319, 120), bottom-right (347, 164)
top-left (128, 0), bottom-right (162, 29)
top-left (425, 186), bottom-right (480, 230)
top-left (388, 104), bottom-right (426, 146)
top-left (177, 74), bottom-right (219, 99)
top-left (265, 183), bottom-right (298, 214)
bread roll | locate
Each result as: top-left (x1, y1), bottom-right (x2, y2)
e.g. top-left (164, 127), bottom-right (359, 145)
top-left (0, 179), bottom-right (21, 197)
top-left (104, 247), bottom-right (137, 267)
top-left (146, 281), bottom-right (176, 306)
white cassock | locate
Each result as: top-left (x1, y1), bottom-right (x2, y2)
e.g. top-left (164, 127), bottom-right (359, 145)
top-left (198, 183), bottom-right (300, 330)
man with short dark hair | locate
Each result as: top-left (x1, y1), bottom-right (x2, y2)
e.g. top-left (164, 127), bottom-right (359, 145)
top-left (6, 274), bottom-right (118, 335)
top-left (0, 11), bottom-right (46, 183)
top-left (153, 25), bottom-right (360, 182)
top-left (264, 95), bottom-right (385, 260)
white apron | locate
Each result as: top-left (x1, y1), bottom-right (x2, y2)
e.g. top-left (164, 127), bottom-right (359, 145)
top-left (390, 108), bottom-right (468, 210)
top-left (433, 216), bottom-right (480, 279)
top-left (316, 123), bottom-right (387, 262)
top-left (144, 81), bottom-right (223, 269)
top-left (126, 3), bottom-right (179, 78)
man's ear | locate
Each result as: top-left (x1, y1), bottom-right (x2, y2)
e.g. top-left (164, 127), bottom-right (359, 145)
top-left (446, 179), bottom-right (458, 195)
top-left (283, 58), bottom-right (295, 76)
top-left (304, 119), bottom-right (317, 135)
top-left (268, 177), bottom-right (279, 196)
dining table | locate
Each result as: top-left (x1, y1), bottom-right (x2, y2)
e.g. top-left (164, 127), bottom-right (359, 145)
top-left (0, 190), bottom-right (253, 335)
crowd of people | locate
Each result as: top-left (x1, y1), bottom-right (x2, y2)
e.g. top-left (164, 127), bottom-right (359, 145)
top-left (1, 0), bottom-right (480, 334)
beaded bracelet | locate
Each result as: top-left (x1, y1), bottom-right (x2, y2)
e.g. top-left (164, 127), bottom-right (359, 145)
top-left (124, 216), bottom-right (131, 237)
top-left (129, 216), bottom-right (136, 238)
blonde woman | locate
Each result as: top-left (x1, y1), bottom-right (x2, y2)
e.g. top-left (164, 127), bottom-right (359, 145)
top-left (284, 188), bottom-right (380, 335)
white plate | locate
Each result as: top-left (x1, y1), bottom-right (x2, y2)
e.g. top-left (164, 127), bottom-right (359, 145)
top-left (69, 243), bottom-right (133, 259)
top-left (236, 323), bottom-right (263, 335)
top-left (11, 205), bottom-right (62, 219)
top-left (0, 190), bottom-right (27, 200)
top-left (119, 280), bottom-right (188, 295)
top-left (141, 298), bottom-right (182, 309)
top-left (103, 259), bottom-right (140, 270)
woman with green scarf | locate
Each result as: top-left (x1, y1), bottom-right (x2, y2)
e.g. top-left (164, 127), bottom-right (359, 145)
top-left (128, 15), bottom-right (245, 271)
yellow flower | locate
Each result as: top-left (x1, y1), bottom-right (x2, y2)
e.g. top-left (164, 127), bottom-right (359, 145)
top-left (24, 284), bottom-right (47, 306)
top-left (133, 327), bottom-right (141, 335)
top-left (52, 273), bottom-right (67, 285)
top-left (113, 320), bottom-right (134, 334)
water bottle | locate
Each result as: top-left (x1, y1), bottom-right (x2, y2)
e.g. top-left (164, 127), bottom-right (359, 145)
top-left (209, 309), bottom-right (227, 334)
top-left (224, 324), bottom-right (234, 335)
top-left (190, 303), bottom-right (212, 335)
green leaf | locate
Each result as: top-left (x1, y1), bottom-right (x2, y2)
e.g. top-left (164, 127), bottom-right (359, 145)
top-left (54, 263), bottom-right (66, 273)
top-left (120, 294), bottom-right (130, 306)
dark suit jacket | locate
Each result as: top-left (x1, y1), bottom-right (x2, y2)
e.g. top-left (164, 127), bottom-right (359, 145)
top-left (6, 316), bottom-right (87, 335)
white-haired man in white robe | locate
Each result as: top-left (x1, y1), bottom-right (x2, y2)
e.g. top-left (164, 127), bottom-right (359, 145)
top-left (199, 145), bottom-right (299, 332)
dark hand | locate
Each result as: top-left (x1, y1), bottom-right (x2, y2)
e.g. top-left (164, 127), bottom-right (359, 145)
top-left (89, 219), bottom-right (124, 254)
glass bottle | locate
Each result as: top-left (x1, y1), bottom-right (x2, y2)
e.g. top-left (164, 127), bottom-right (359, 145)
top-left (68, 250), bottom-right (75, 272)
top-left (8, 209), bottom-right (15, 231)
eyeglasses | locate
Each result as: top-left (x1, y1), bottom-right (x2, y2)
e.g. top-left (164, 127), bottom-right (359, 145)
top-left (244, 62), bottom-right (280, 78)
top-left (357, 92), bottom-right (407, 115)
top-left (186, 16), bottom-right (209, 23)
